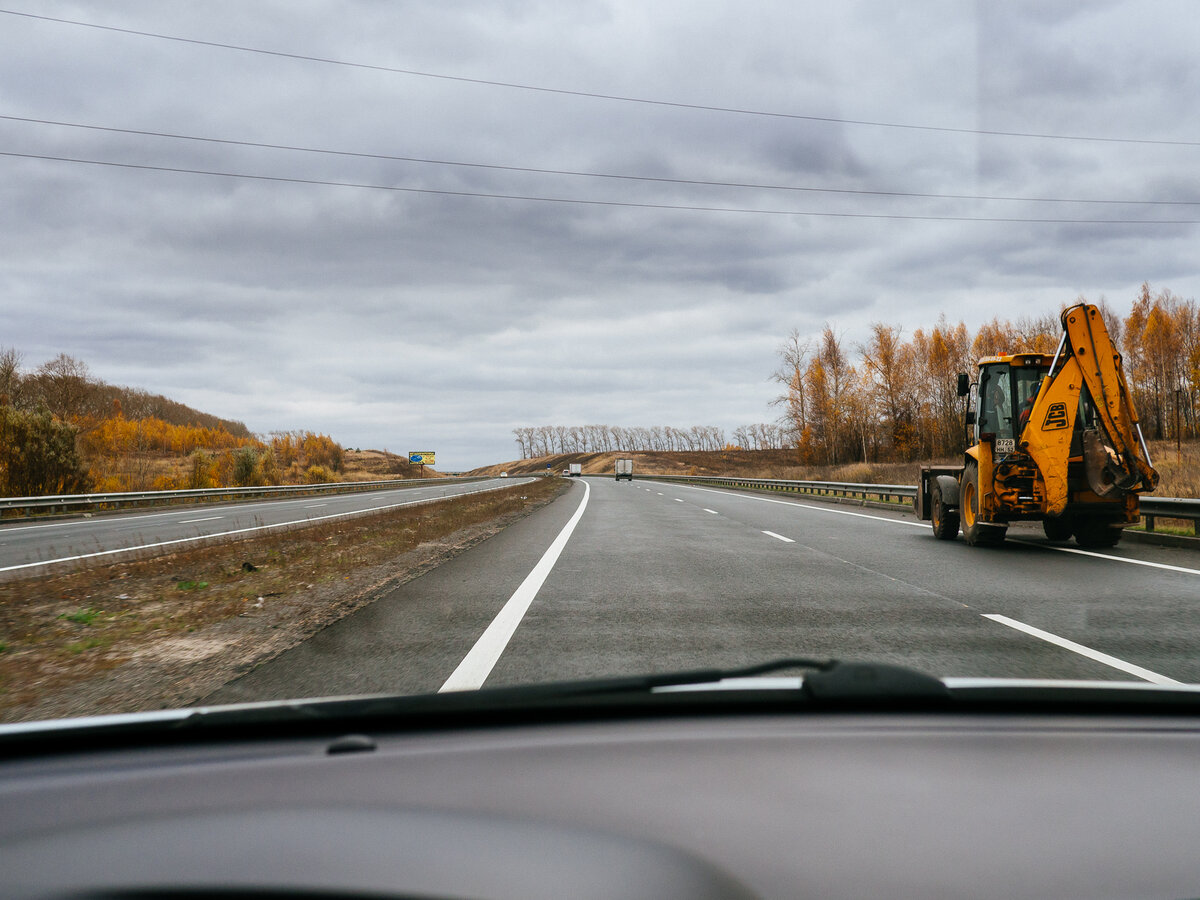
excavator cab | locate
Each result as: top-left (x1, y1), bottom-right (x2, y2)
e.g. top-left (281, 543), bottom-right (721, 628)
top-left (976, 357), bottom-right (1047, 454)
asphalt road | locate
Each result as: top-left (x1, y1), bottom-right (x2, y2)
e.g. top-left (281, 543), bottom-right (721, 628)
top-left (0, 478), bottom-right (533, 577)
top-left (205, 475), bottom-right (1200, 704)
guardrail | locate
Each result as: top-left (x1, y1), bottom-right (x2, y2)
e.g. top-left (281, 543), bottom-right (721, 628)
top-left (643, 474), bottom-right (915, 506)
top-left (639, 474), bottom-right (1199, 535)
top-left (0, 476), bottom-right (489, 518)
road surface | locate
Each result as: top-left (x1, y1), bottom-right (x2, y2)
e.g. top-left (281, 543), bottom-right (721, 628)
top-left (0, 477), bottom-right (533, 577)
top-left (204, 475), bottom-right (1200, 703)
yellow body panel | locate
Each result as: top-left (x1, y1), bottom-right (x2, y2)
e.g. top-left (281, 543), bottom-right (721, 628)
top-left (1018, 355), bottom-right (1082, 516)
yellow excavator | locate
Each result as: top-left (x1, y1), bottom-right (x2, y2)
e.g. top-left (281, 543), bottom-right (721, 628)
top-left (915, 303), bottom-right (1158, 548)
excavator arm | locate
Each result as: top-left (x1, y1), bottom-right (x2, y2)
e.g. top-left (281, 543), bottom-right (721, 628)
top-left (1019, 304), bottom-right (1157, 516)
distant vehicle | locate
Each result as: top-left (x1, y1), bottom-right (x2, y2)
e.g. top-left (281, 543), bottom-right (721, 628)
top-left (568, 464), bottom-right (582, 477)
top-left (500, 472), bottom-right (508, 477)
top-left (614, 459), bottom-right (633, 481)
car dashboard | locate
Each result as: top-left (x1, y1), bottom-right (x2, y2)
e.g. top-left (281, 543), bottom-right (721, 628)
top-left (4, 700), bottom-right (1200, 899)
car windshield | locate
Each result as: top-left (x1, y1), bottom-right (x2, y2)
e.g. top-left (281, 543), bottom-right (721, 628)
top-left (1, 2), bottom-right (1198, 725)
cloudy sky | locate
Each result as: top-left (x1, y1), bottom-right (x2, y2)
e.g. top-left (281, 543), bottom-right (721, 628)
top-left (2, 1), bottom-right (1198, 468)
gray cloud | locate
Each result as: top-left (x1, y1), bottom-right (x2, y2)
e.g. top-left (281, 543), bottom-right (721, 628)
top-left (2, 1), bottom-right (1198, 467)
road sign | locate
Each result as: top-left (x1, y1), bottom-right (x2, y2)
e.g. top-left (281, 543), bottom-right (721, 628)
top-left (409, 451), bottom-right (436, 465)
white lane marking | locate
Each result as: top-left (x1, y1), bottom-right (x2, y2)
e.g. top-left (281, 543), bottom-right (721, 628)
top-left (661, 482), bottom-right (926, 528)
top-left (0, 484), bottom-right (482, 533)
top-left (763, 530), bottom-right (795, 543)
top-left (441, 480), bottom-right (591, 692)
top-left (0, 479), bottom-right (536, 574)
top-left (1009, 538), bottom-right (1200, 577)
top-left (656, 492), bottom-right (664, 496)
top-left (662, 482), bottom-right (1200, 579)
top-left (983, 614), bottom-right (1181, 685)
top-left (703, 509), bottom-right (718, 515)
top-left (0, 507), bottom-right (233, 533)
top-left (179, 516), bottom-right (223, 524)
top-left (674, 498), bottom-right (684, 503)
top-left (305, 504), bottom-right (328, 509)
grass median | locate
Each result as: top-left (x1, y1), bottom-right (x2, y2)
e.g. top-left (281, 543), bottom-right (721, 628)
top-left (0, 476), bottom-right (566, 723)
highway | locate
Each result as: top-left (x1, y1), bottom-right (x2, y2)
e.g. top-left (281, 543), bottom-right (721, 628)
top-left (0, 477), bottom-right (533, 577)
top-left (205, 476), bottom-right (1200, 704)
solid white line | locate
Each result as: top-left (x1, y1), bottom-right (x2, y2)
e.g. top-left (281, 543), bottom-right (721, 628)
top-left (658, 482), bottom-right (1200, 579)
top-left (0, 479), bottom-right (534, 574)
top-left (762, 530), bottom-right (795, 543)
top-left (179, 516), bottom-right (224, 524)
top-left (304, 504), bottom-right (328, 508)
top-left (440, 480), bottom-right (590, 692)
top-left (982, 614), bottom-right (1181, 685)
top-left (660, 482), bottom-right (926, 527)
top-left (703, 509), bottom-right (718, 515)
top-left (1009, 538), bottom-right (1200, 577)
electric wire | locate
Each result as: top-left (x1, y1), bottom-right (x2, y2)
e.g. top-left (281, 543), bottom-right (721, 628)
top-left (2, 113), bottom-right (1197, 207)
top-left (3, 150), bottom-right (1197, 224)
top-left (2, 8), bottom-right (1198, 148)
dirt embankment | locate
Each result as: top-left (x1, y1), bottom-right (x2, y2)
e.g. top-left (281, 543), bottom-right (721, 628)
top-left (0, 477), bottom-right (566, 723)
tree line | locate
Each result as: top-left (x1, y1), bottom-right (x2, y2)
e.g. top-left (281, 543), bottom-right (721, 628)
top-left (1, 349), bottom-right (345, 496)
top-left (511, 423), bottom-right (789, 458)
top-left (1, 350), bottom-right (250, 436)
top-left (773, 284), bottom-right (1198, 465)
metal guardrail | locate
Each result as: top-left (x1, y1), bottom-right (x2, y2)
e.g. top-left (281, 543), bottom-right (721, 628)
top-left (639, 474), bottom-right (1199, 535)
top-left (1139, 498), bottom-right (1200, 534)
top-left (0, 476), bottom-right (489, 517)
top-left (643, 474), bottom-right (916, 506)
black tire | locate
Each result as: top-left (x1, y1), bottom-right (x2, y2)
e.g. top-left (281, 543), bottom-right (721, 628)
top-left (931, 481), bottom-right (959, 540)
top-left (1042, 516), bottom-right (1074, 542)
top-left (1074, 518), bottom-right (1121, 549)
top-left (960, 460), bottom-right (1007, 546)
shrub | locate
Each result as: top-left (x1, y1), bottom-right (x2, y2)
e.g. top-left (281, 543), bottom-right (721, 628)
top-left (305, 465), bottom-right (333, 484)
top-left (0, 405), bottom-right (91, 496)
top-left (232, 448), bottom-right (260, 487)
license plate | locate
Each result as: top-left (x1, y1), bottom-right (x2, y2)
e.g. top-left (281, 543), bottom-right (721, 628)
top-left (995, 438), bottom-right (1016, 453)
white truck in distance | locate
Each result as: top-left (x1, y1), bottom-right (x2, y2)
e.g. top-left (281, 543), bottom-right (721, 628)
top-left (567, 464), bottom-right (582, 477)
top-left (615, 459), bottom-right (633, 481)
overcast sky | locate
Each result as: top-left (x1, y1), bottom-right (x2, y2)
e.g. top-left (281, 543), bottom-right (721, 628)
top-left (2, 2), bottom-right (1198, 469)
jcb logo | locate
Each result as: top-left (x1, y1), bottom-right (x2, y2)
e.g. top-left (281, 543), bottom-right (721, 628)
top-left (1041, 402), bottom-right (1069, 431)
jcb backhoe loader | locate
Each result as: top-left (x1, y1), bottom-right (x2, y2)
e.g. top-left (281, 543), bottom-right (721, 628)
top-left (915, 303), bottom-right (1158, 548)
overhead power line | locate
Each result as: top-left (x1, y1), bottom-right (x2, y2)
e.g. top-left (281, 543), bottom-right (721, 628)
top-left (2, 8), bottom-right (1198, 149)
top-left (2, 149), bottom-right (1197, 224)
top-left (3, 114), bottom-right (1198, 207)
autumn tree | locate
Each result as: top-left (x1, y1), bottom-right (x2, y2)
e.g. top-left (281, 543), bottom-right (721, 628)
top-left (0, 406), bottom-right (91, 496)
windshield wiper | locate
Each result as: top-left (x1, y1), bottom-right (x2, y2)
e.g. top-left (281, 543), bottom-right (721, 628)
top-left (176, 657), bottom-right (950, 728)
top-left (0, 658), bottom-right (952, 756)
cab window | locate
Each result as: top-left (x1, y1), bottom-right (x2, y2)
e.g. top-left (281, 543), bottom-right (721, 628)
top-left (977, 365), bottom-right (1012, 439)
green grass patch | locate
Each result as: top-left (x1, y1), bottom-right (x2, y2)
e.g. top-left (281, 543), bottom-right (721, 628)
top-left (59, 607), bottom-right (101, 626)
top-left (176, 580), bottom-right (209, 591)
top-left (65, 637), bottom-right (109, 654)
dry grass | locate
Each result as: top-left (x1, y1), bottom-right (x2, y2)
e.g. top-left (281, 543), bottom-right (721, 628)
top-left (1145, 440), bottom-right (1200, 499)
top-left (0, 476), bottom-right (564, 720)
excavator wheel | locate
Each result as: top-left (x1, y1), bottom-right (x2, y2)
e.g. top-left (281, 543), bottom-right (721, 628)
top-left (1074, 518), bottom-right (1121, 549)
top-left (1042, 516), bottom-right (1074, 542)
top-left (931, 479), bottom-right (960, 540)
top-left (960, 461), bottom-right (1007, 546)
